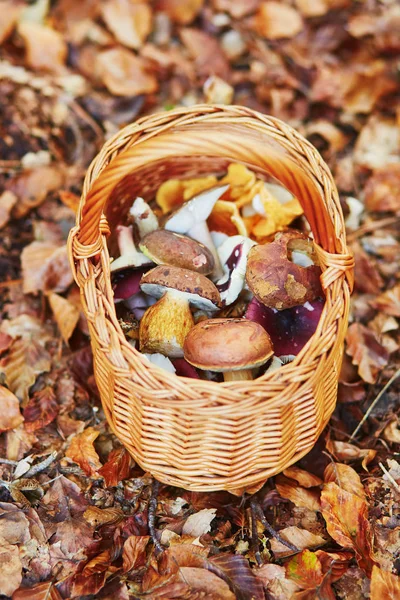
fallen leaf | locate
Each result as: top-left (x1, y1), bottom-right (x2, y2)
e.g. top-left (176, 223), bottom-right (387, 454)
top-left (0, 0), bottom-right (23, 44)
top-left (18, 22), bottom-right (67, 72)
top-left (364, 165), bottom-right (400, 213)
top-left (66, 427), bottom-right (102, 476)
top-left (286, 549), bottom-right (323, 589)
top-left (320, 482), bottom-right (375, 576)
top-left (0, 503), bottom-right (30, 545)
top-left (97, 48), bottom-right (158, 96)
top-left (370, 285), bottom-right (400, 318)
top-left (0, 332), bottom-right (13, 354)
top-left (0, 191), bottom-right (18, 229)
top-left (23, 386), bottom-right (59, 432)
top-left (182, 508), bottom-right (217, 537)
top-left (370, 565), bottom-right (400, 600)
top-left (156, 0), bottom-right (203, 24)
top-left (275, 475), bottom-right (321, 511)
top-left (0, 537), bottom-right (23, 596)
top-left (354, 116), bottom-right (400, 170)
top-left (255, 2), bottom-right (303, 39)
top-left (283, 466), bottom-right (323, 488)
top-left (180, 28), bottom-right (230, 81)
top-left (6, 423), bottom-right (37, 461)
top-left (71, 550), bottom-right (112, 597)
top-left (352, 242), bottom-right (384, 295)
top-left (98, 446), bottom-right (133, 487)
top-left (13, 581), bottom-right (63, 600)
top-left (295, 0), bottom-right (349, 18)
top-left (346, 323), bottom-right (389, 384)
top-left (254, 563), bottom-right (301, 599)
top-left (315, 550), bottom-right (353, 582)
top-left (326, 441), bottom-right (377, 471)
top-left (0, 385), bottom-right (23, 431)
top-left (383, 419), bottom-right (400, 444)
top-left (101, 0), bottom-right (152, 49)
top-left (21, 242), bottom-right (74, 294)
top-left (8, 165), bottom-right (64, 218)
top-left (47, 292), bottom-right (80, 343)
top-left (212, 0), bottom-right (260, 19)
top-left (59, 190), bottom-right (80, 214)
top-left (1, 338), bottom-right (51, 401)
top-left (122, 535), bottom-right (150, 572)
top-left (176, 567), bottom-right (236, 599)
top-left (324, 463), bottom-right (366, 499)
top-left (270, 527), bottom-right (326, 557)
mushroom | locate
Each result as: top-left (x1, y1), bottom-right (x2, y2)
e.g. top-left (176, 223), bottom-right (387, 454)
top-left (139, 266), bottom-right (221, 358)
top-left (246, 230), bottom-right (322, 310)
top-left (245, 297), bottom-right (325, 356)
top-left (143, 353), bottom-right (176, 374)
top-left (128, 197), bottom-right (159, 238)
top-left (110, 225), bottom-right (152, 272)
top-left (183, 318), bottom-right (273, 381)
top-left (164, 185), bottom-right (229, 280)
top-left (215, 235), bottom-right (257, 306)
top-left (139, 229), bottom-right (214, 275)
top-left (112, 269), bottom-right (155, 319)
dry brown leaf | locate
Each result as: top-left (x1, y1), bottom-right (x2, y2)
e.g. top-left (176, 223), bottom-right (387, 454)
top-left (346, 323), bottom-right (389, 384)
top-left (18, 22), bottom-right (67, 72)
top-left (321, 482), bottom-right (375, 576)
top-left (66, 427), bottom-right (102, 476)
top-left (306, 121), bottom-right (349, 153)
top-left (98, 446), bottom-right (133, 487)
top-left (283, 466), bottom-right (323, 488)
top-left (101, 0), bottom-right (152, 49)
top-left (83, 505), bottom-right (125, 527)
top-left (364, 165), bottom-right (400, 213)
top-left (270, 527), bottom-right (326, 557)
top-left (370, 285), bottom-right (400, 318)
top-left (182, 508), bottom-right (217, 537)
top-left (324, 463), bottom-right (366, 499)
top-left (352, 241), bottom-right (384, 295)
top-left (23, 386), bottom-right (59, 432)
top-left (47, 292), bottom-right (80, 343)
top-left (383, 419), bottom-right (400, 444)
top-left (0, 332), bottom-right (13, 355)
top-left (59, 190), bottom-right (81, 214)
top-left (9, 165), bottom-right (64, 219)
top-left (0, 537), bottom-right (23, 596)
top-left (295, 0), bottom-right (349, 17)
top-left (6, 423), bottom-right (37, 461)
top-left (122, 535), bottom-right (150, 572)
top-left (0, 505), bottom-right (30, 546)
top-left (176, 567), bottom-right (236, 599)
top-left (212, 0), bottom-right (260, 19)
top-left (1, 338), bottom-right (51, 401)
top-left (370, 565), bottom-right (400, 600)
top-left (0, 386), bottom-right (23, 432)
top-left (275, 475), bottom-right (321, 511)
top-left (156, 0), bottom-right (204, 24)
top-left (0, 1), bottom-right (23, 43)
top-left (255, 563), bottom-right (301, 599)
top-left (13, 581), bottom-right (63, 600)
top-left (96, 47), bottom-right (158, 96)
top-left (255, 2), bottom-right (303, 39)
top-left (21, 242), bottom-right (74, 294)
top-left (354, 116), bottom-right (400, 170)
top-left (0, 191), bottom-right (17, 229)
top-left (180, 28), bottom-right (230, 81)
top-left (326, 441), bottom-right (377, 471)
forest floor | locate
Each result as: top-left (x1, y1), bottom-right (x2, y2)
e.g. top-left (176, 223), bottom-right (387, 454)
top-left (0, 1), bottom-right (399, 598)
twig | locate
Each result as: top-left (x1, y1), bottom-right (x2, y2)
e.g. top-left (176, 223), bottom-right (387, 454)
top-left (347, 215), bottom-right (400, 242)
top-left (250, 499), bottom-right (299, 553)
top-left (250, 500), bottom-right (263, 566)
top-left (0, 459), bottom-right (18, 466)
top-left (24, 451), bottom-right (58, 478)
top-left (148, 479), bottom-right (164, 554)
top-left (379, 462), bottom-right (400, 494)
top-left (349, 368), bottom-right (400, 440)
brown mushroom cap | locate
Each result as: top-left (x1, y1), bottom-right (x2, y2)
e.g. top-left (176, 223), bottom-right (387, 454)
top-left (246, 231), bottom-right (323, 310)
top-left (140, 265), bottom-right (221, 311)
top-left (183, 318), bottom-right (273, 372)
top-left (139, 230), bottom-right (215, 275)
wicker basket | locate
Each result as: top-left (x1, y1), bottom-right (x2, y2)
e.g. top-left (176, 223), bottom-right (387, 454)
top-left (68, 105), bottom-right (354, 493)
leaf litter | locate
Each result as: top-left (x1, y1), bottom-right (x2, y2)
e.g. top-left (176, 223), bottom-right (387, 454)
top-left (0, 0), bottom-right (399, 597)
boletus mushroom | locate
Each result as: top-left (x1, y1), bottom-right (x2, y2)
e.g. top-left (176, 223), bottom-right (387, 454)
top-left (139, 229), bottom-right (215, 275)
top-left (139, 266), bottom-right (221, 358)
top-left (164, 184), bottom-right (229, 280)
top-left (183, 318), bottom-right (273, 381)
top-left (246, 230), bottom-right (322, 310)
top-left (110, 225), bottom-right (152, 272)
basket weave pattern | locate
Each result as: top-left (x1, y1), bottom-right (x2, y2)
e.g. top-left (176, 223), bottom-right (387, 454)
top-left (68, 106), bottom-right (354, 492)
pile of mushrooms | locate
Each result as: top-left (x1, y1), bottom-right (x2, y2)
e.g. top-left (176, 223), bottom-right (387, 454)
top-left (111, 170), bottom-right (325, 381)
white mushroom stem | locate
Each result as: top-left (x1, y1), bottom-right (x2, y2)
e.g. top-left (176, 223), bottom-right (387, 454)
top-left (223, 369), bottom-right (253, 382)
top-left (111, 225), bottom-right (150, 271)
top-left (143, 353), bottom-right (176, 374)
top-left (129, 197), bottom-right (159, 238)
top-left (188, 221), bottom-right (223, 281)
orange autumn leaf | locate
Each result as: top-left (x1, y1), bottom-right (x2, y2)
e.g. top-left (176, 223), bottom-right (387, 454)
top-left (370, 284), bottom-right (400, 318)
top-left (285, 549), bottom-right (324, 589)
top-left (0, 386), bottom-right (23, 432)
top-left (1, 338), bottom-right (51, 401)
top-left (66, 427), bottom-right (102, 476)
top-left (98, 446), bottom-right (133, 487)
top-left (18, 23), bottom-right (67, 73)
top-left (13, 581), bottom-right (62, 600)
top-left (364, 164), bottom-right (400, 214)
top-left (9, 165), bottom-right (65, 219)
top-left (101, 0), bottom-right (152, 49)
top-left (370, 565), bottom-right (400, 600)
top-left (324, 463), bottom-right (366, 500)
top-left (345, 322), bottom-right (389, 384)
top-left (320, 482), bottom-right (376, 576)
top-left (0, 191), bottom-right (17, 229)
top-left (122, 535), bottom-right (150, 572)
top-left (47, 292), bottom-right (80, 343)
top-left (255, 2), bottom-right (303, 40)
top-left (283, 466), bottom-right (323, 488)
top-left (156, 0), bottom-right (204, 24)
top-left (275, 475), bottom-right (321, 511)
top-left (21, 242), bottom-right (74, 295)
top-left (326, 440), bottom-right (377, 471)
top-left (97, 48), bottom-right (158, 96)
